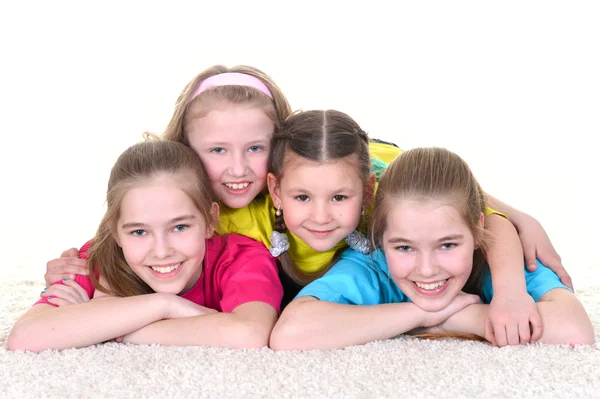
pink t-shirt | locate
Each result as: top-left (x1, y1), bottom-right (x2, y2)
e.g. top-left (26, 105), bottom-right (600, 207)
top-left (37, 234), bottom-right (283, 313)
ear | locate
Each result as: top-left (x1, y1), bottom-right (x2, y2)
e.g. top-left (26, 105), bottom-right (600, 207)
top-left (267, 172), bottom-right (282, 208)
top-left (206, 202), bottom-right (220, 238)
top-left (362, 172), bottom-right (377, 211)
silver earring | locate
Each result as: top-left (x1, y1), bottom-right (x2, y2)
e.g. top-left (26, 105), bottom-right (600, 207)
top-left (275, 205), bottom-right (282, 217)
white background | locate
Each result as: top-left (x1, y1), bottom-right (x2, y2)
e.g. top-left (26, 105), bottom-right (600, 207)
top-left (1, 1), bottom-right (598, 281)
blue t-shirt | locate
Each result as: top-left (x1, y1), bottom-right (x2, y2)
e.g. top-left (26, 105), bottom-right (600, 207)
top-left (297, 249), bottom-right (569, 304)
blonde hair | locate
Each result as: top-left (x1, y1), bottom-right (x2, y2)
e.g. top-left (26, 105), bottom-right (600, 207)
top-left (162, 65), bottom-right (292, 145)
top-left (370, 147), bottom-right (490, 341)
top-left (270, 110), bottom-right (373, 286)
top-left (88, 135), bottom-right (217, 297)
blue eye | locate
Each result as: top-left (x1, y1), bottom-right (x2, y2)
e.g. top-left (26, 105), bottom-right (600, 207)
top-left (295, 195), bottom-right (310, 202)
top-left (395, 245), bottom-right (412, 252)
top-left (248, 145), bottom-right (263, 153)
top-left (173, 224), bottom-right (189, 232)
top-left (441, 243), bottom-right (456, 250)
top-left (211, 147), bottom-right (226, 154)
top-left (131, 230), bottom-right (146, 237)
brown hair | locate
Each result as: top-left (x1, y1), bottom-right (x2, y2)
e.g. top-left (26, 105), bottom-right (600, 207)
top-left (370, 147), bottom-right (490, 341)
top-left (88, 135), bottom-right (217, 297)
top-left (162, 65), bottom-right (292, 145)
top-left (270, 110), bottom-right (373, 286)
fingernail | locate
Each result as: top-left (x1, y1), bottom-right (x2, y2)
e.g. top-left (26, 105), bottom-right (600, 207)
top-left (47, 297), bottom-right (53, 300)
top-left (62, 277), bottom-right (68, 281)
top-left (69, 275), bottom-right (75, 279)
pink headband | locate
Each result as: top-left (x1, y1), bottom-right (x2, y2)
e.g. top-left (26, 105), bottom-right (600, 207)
top-left (192, 72), bottom-right (274, 100)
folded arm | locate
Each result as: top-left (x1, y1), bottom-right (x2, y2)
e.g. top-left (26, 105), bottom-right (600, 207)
top-left (121, 301), bottom-right (278, 349)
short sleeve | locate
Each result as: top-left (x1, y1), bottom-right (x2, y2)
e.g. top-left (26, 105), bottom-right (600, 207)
top-left (297, 250), bottom-right (400, 305)
top-left (217, 235), bottom-right (283, 314)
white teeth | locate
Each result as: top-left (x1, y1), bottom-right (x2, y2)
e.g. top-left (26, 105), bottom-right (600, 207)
top-left (150, 263), bottom-right (181, 274)
top-left (225, 182), bottom-right (250, 190)
top-left (415, 280), bottom-right (447, 290)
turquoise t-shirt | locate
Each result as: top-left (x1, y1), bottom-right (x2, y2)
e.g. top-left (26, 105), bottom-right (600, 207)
top-left (296, 249), bottom-right (569, 304)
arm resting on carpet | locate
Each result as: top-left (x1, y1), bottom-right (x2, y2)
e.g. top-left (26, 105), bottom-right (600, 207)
top-left (269, 295), bottom-right (478, 351)
top-left (7, 293), bottom-right (199, 352)
top-left (120, 301), bottom-right (278, 349)
top-left (431, 289), bottom-right (594, 345)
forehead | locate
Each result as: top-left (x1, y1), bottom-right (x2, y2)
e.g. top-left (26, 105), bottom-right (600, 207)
top-left (281, 155), bottom-right (363, 187)
top-left (187, 103), bottom-right (275, 142)
top-left (385, 198), bottom-right (468, 235)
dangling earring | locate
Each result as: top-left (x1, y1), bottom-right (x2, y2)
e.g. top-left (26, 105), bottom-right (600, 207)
top-left (275, 205), bottom-right (282, 217)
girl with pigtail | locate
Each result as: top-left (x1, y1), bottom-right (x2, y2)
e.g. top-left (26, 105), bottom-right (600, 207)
top-left (270, 147), bottom-right (594, 350)
top-left (41, 64), bottom-right (576, 346)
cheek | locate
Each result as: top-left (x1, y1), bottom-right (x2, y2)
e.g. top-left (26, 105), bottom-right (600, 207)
top-left (249, 156), bottom-right (269, 179)
top-left (196, 156), bottom-right (224, 183)
top-left (386, 252), bottom-right (413, 280)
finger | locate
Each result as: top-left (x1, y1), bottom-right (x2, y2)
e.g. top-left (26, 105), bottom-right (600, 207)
top-left (46, 264), bottom-right (90, 277)
top-left (557, 270), bottom-right (574, 291)
top-left (506, 324), bottom-right (520, 346)
top-left (484, 319), bottom-right (497, 346)
top-left (46, 296), bottom-right (72, 308)
top-left (60, 248), bottom-right (80, 258)
top-left (494, 326), bottom-right (509, 347)
top-left (63, 279), bottom-right (90, 302)
top-left (529, 313), bottom-right (544, 343)
top-left (518, 318), bottom-right (532, 344)
top-left (47, 258), bottom-right (90, 270)
top-left (41, 284), bottom-right (81, 304)
top-left (524, 249), bottom-right (538, 272)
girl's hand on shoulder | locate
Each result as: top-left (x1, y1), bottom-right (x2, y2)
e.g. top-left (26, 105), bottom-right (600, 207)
top-left (485, 291), bottom-right (543, 347)
top-left (517, 214), bottom-right (573, 290)
top-left (45, 247), bottom-right (90, 285)
top-left (41, 278), bottom-right (90, 307)
top-left (165, 294), bottom-right (218, 319)
top-left (421, 292), bottom-right (482, 328)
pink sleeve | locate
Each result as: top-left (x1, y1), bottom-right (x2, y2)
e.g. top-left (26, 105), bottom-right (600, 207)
top-left (218, 235), bottom-right (283, 314)
top-left (34, 240), bottom-right (95, 307)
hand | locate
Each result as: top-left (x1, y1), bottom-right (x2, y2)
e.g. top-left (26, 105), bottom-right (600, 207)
top-left (484, 291), bottom-right (542, 347)
top-left (421, 292), bottom-right (482, 328)
top-left (516, 214), bottom-right (573, 290)
top-left (165, 294), bottom-right (218, 319)
top-left (41, 278), bottom-right (90, 307)
top-left (45, 248), bottom-right (90, 285)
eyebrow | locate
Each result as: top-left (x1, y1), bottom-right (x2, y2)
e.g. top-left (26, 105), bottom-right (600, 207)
top-left (387, 234), bottom-right (464, 244)
top-left (121, 215), bottom-right (196, 229)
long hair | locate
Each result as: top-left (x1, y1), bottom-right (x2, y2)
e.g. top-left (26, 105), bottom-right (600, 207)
top-left (270, 110), bottom-right (373, 286)
top-left (370, 147), bottom-right (490, 341)
top-left (88, 135), bottom-right (217, 297)
top-left (162, 65), bottom-right (292, 145)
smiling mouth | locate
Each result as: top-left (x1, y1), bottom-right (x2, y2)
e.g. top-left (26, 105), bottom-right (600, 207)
top-left (149, 262), bottom-right (182, 274)
top-left (414, 279), bottom-right (449, 291)
top-left (224, 182), bottom-right (250, 190)
top-left (306, 228), bottom-right (336, 237)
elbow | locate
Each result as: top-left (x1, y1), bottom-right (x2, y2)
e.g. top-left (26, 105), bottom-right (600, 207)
top-left (269, 316), bottom-right (312, 351)
top-left (7, 323), bottom-right (41, 352)
top-left (229, 321), bottom-right (272, 349)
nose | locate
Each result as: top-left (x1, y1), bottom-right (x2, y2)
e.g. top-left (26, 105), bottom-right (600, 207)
top-left (228, 151), bottom-right (248, 178)
top-left (311, 201), bottom-right (333, 225)
top-left (152, 234), bottom-right (174, 259)
top-left (416, 252), bottom-right (439, 278)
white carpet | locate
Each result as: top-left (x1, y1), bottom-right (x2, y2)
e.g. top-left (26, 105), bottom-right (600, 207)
top-left (1, 265), bottom-right (599, 399)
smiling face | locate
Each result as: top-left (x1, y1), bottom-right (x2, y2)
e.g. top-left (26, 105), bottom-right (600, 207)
top-left (269, 155), bottom-right (365, 252)
top-left (186, 103), bottom-right (275, 209)
top-left (115, 174), bottom-right (218, 295)
top-left (381, 198), bottom-right (483, 312)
